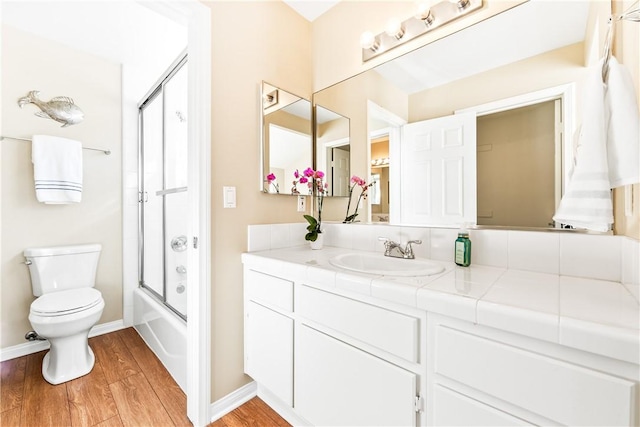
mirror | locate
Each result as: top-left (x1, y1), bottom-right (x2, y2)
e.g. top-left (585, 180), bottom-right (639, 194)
top-left (315, 105), bottom-right (350, 196)
top-left (261, 81), bottom-right (312, 195)
top-left (313, 1), bottom-right (597, 229)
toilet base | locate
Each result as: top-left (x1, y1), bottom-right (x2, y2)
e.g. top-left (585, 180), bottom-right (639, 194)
top-left (41, 333), bottom-right (96, 385)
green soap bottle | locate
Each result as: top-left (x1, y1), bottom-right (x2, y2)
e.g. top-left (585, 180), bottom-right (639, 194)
top-left (454, 225), bottom-right (471, 267)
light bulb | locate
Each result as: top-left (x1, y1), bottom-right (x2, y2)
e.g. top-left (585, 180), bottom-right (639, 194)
top-left (385, 19), bottom-right (405, 40)
top-left (360, 31), bottom-right (380, 51)
top-left (416, 2), bottom-right (435, 25)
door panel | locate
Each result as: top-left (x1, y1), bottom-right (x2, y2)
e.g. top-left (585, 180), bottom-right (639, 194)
top-left (400, 112), bottom-right (476, 225)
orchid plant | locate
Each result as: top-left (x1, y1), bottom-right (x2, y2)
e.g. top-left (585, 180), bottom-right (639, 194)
top-left (343, 175), bottom-right (373, 223)
top-left (293, 167), bottom-right (327, 242)
top-left (265, 173), bottom-right (279, 194)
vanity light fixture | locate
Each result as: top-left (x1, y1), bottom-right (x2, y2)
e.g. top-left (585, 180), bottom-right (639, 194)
top-left (361, 0), bottom-right (482, 62)
top-left (263, 89), bottom-right (278, 109)
top-left (371, 158), bottom-right (390, 166)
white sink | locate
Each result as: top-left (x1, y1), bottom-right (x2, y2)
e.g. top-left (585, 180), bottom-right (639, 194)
top-left (329, 253), bottom-right (445, 277)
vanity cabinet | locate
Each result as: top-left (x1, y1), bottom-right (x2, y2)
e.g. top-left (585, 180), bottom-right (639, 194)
top-left (243, 255), bottom-right (639, 427)
top-left (243, 268), bottom-right (294, 406)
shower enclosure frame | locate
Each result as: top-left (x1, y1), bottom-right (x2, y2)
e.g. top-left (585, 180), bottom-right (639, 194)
top-left (135, 1), bottom-right (211, 425)
top-left (138, 53), bottom-right (189, 321)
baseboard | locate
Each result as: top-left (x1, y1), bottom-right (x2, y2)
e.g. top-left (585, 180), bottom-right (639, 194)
top-left (257, 385), bottom-right (312, 427)
top-left (0, 319), bottom-right (126, 362)
top-left (209, 381), bottom-right (257, 423)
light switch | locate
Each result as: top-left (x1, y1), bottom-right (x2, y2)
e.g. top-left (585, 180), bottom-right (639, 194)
top-left (223, 186), bottom-right (236, 208)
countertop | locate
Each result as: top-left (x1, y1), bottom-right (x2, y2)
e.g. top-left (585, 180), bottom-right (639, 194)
top-left (241, 246), bottom-right (640, 365)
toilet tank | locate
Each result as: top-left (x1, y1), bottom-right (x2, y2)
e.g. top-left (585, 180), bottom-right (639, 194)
top-left (24, 244), bottom-right (102, 296)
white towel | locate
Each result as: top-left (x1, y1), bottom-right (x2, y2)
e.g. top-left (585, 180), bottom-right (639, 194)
top-left (553, 60), bottom-right (613, 232)
top-left (605, 56), bottom-right (640, 188)
top-left (32, 135), bottom-right (83, 204)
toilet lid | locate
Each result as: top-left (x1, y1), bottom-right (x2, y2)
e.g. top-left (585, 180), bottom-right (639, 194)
top-left (31, 288), bottom-right (103, 316)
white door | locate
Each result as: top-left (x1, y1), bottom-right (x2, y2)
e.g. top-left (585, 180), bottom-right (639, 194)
top-left (295, 324), bottom-right (417, 427)
top-left (332, 147), bottom-right (350, 196)
top-left (399, 113), bottom-right (476, 226)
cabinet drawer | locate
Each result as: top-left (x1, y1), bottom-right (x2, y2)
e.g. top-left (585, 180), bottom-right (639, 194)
top-left (433, 384), bottom-right (533, 426)
top-left (435, 326), bottom-right (636, 426)
top-left (245, 269), bottom-right (293, 312)
top-left (298, 285), bottom-right (419, 363)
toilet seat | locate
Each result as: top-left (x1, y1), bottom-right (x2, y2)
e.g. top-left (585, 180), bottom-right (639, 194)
top-left (31, 288), bottom-right (103, 317)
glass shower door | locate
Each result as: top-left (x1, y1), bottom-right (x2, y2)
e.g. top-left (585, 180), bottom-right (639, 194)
top-left (139, 57), bottom-right (188, 319)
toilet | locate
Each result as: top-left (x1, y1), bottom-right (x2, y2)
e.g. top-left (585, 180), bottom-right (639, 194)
top-left (24, 244), bottom-right (105, 385)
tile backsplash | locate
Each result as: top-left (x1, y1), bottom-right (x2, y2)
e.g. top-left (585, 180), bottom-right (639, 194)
top-left (247, 222), bottom-right (640, 291)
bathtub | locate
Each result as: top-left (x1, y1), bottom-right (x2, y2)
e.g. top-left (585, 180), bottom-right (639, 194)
top-left (133, 287), bottom-right (187, 391)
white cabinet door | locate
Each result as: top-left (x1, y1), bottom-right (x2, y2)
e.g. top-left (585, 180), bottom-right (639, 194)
top-left (295, 324), bottom-right (417, 427)
top-left (245, 301), bottom-right (293, 406)
top-left (399, 112), bottom-right (476, 226)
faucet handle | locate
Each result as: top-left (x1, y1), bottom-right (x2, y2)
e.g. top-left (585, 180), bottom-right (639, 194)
top-left (378, 236), bottom-right (391, 247)
top-left (404, 240), bottom-right (422, 259)
top-left (378, 237), bottom-right (393, 255)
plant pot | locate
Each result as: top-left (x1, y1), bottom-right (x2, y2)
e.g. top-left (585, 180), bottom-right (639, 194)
top-left (310, 233), bottom-right (324, 250)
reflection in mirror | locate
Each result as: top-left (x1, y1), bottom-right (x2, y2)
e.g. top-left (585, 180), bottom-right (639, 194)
top-left (315, 1), bottom-right (597, 229)
top-left (261, 81), bottom-right (312, 195)
top-left (315, 105), bottom-right (350, 197)
top-left (370, 133), bottom-right (390, 223)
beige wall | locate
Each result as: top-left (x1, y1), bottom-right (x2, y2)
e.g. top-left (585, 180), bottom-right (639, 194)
top-left (477, 101), bottom-right (556, 228)
top-left (408, 42), bottom-right (586, 121)
top-left (204, 0), bottom-right (313, 400)
top-left (1, 26), bottom-right (123, 348)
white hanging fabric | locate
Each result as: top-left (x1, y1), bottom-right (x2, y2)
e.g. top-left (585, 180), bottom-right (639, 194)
top-left (605, 56), bottom-right (640, 188)
top-left (553, 59), bottom-right (613, 232)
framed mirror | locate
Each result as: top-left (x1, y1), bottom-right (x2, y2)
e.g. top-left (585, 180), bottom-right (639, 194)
top-left (313, 0), bottom-right (599, 229)
top-left (261, 81), bottom-right (312, 195)
top-left (315, 105), bottom-right (350, 197)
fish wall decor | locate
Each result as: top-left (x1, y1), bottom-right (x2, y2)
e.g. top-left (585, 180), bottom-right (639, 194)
top-left (18, 90), bottom-right (84, 127)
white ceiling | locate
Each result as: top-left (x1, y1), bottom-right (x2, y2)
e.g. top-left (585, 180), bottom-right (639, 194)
top-left (1, 0), bottom-right (187, 101)
top-left (283, 0), bottom-right (340, 21)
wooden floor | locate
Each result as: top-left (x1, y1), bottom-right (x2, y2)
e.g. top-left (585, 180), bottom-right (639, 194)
top-left (209, 398), bottom-right (290, 427)
top-left (1, 327), bottom-right (190, 426)
top-left (1, 327), bottom-right (288, 427)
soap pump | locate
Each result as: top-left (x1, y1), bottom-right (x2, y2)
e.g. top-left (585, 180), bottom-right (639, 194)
top-left (454, 223), bottom-right (471, 267)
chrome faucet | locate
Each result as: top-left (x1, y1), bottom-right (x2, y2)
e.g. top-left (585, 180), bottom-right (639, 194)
top-left (378, 237), bottom-right (422, 259)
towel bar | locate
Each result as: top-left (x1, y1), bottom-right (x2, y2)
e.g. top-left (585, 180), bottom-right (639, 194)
top-left (0, 135), bottom-right (111, 155)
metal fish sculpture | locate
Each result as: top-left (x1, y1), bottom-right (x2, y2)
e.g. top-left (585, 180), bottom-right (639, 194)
top-left (17, 90), bottom-right (84, 127)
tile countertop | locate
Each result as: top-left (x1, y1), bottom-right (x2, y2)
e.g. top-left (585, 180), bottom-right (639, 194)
top-left (241, 246), bottom-right (640, 365)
